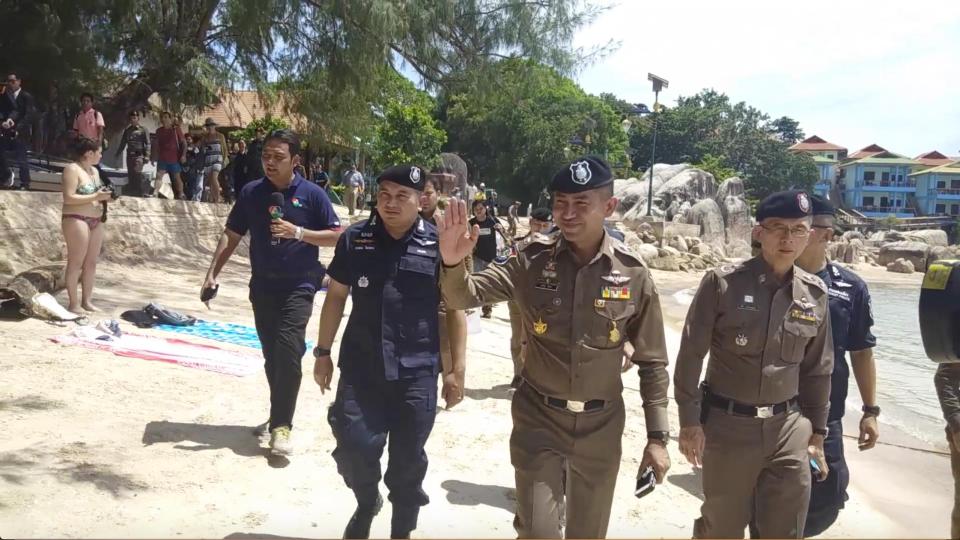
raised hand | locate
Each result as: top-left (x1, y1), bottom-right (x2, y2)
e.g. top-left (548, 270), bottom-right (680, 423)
top-left (437, 198), bottom-right (479, 266)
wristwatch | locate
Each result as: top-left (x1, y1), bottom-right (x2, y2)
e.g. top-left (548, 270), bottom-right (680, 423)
top-left (813, 427), bottom-right (828, 437)
top-left (862, 404), bottom-right (881, 417)
top-left (312, 346), bottom-right (331, 358)
top-left (647, 431), bottom-right (669, 444)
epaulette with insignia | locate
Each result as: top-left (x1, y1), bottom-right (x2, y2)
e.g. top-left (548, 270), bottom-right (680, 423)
top-left (521, 230), bottom-right (560, 251)
top-left (611, 242), bottom-right (646, 266)
top-left (797, 268), bottom-right (827, 292)
top-left (714, 262), bottom-right (745, 277)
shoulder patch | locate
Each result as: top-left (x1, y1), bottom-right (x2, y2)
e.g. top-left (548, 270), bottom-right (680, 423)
top-left (798, 270), bottom-right (827, 292)
top-left (611, 242), bottom-right (646, 266)
top-left (714, 263), bottom-right (744, 276)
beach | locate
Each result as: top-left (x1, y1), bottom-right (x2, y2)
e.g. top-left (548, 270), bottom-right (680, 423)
top-left (0, 195), bottom-right (953, 538)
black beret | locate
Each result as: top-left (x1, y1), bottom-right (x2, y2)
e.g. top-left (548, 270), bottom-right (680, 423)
top-left (756, 190), bottom-right (812, 221)
top-left (376, 164), bottom-right (426, 192)
top-left (530, 207), bottom-right (552, 221)
top-left (809, 194), bottom-right (835, 216)
top-left (549, 156), bottom-right (613, 194)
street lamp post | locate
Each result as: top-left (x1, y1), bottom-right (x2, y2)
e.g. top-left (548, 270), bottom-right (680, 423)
top-left (646, 73), bottom-right (668, 216)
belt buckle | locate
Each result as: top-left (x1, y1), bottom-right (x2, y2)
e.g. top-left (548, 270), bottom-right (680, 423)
top-left (566, 400), bottom-right (586, 413)
top-left (756, 406), bottom-right (774, 419)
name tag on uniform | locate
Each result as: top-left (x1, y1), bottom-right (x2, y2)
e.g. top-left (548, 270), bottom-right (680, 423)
top-left (737, 294), bottom-right (758, 311)
top-left (535, 278), bottom-right (559, 291)
top-left (789, 308), bottom-right (818, 323)
top-left (478, 227), bottom-right (492, 236)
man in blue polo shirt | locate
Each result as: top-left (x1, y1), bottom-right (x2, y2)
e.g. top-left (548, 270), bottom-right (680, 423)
top-left (202, 129), bottom-right (341, 456)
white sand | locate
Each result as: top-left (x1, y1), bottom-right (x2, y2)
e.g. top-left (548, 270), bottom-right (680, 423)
top-left (0, 193), bottom-right (952, 538)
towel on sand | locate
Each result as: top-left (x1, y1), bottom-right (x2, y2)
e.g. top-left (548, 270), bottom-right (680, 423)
top-left (51, 326), bottom-right (260, 376)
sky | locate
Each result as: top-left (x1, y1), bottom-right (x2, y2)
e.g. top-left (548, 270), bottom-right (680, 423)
top-left (571, 0), bottom-right (960, 157)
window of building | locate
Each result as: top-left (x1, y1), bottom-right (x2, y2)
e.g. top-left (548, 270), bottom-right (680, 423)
top-left (938, 180), bottom-right (947, 189)
top-left (936, 204), bottom-right (946, 214)
top-left (952, 179), bottom-right (960, 189)
top-left (880, 196), bottom-right (890, 207)
top-left (827, 154), bottom-right (834, 159)
top-left (952, 205), bottom-right (960, 216)
top-left (862, 196), bottom-right (875, 206)
top-left (895, 199), bottom-right (902, 207)
top-left (882, 171), bottom-right (890, 182)
top-left (864, 171), bottom-right (876, 181)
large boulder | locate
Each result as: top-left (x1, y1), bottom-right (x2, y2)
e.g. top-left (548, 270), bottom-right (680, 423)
top-left (878, 241), bottom-right (929, 271)
top-left (435, 153), bottom-right (469, 194)
top-left (615, 178), bottom-right (651, 214)
top-left (724, 239), bottom-right (752, 260)
top-left (640, 163), bottom-right (692, 187)
top-left (719, 195), bottom-right (752, 245)
top-left (842, 230), bottom-right (865, 242)
top-left (882, 230), bottom-right (906, 242)
top-left (634, 243), bottom-right (660, 264)
top-left (904, 229), bottom-right (948, 247)
top-left (715, 176), bottom-right (746, 202)
top-left (622, 202), bottom-right (665, 228)
top-left (667, 235), bottom-right (689, 253)
top-left (683, 199), bottom-right (726, 251)
top-left (654, 168), bottom-right (717, 204)
top-left (647, 255), bottom-right (681, 271)
top-left (886, 258), bottom-right (915, 274)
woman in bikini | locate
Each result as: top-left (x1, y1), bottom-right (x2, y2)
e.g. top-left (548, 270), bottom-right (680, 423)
top-left (61, 136), bottom-right (114, 314)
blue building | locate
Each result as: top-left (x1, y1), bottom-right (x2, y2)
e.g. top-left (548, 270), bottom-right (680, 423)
top-left (789, 135), bottom-right (847, 197)
top-left (911, 161), bottom-right (960, 217)
top-left (838, 151), bottom-right (922, 218)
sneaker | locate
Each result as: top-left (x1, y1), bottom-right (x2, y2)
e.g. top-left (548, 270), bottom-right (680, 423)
top-left (269, 426), bottom-right (293, 456)
top-left (344, 494), bottom-right (383, 539)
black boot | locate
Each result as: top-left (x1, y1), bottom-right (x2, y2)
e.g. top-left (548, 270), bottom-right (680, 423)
top-left (343, 493), bottom-right (383, 539)
top-left (391, 504), bottom-right (419, 539)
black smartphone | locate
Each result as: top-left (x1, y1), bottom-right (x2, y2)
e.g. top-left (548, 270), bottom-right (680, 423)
top-left (634, 465), bottom-right (656, 499)
top-left (201, 284), bottom-right (219, 303)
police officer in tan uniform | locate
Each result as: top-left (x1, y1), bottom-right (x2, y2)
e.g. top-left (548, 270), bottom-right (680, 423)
top-left (674, 190), bottom-right (834, 539)
top-left (507, 207), bottom-right (554, 388)
top-left (438, 156), bottom-right (671, 539)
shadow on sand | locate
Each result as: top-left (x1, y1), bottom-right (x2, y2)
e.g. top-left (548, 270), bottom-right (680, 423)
top-left (142, 420), bottom-right (289, 468)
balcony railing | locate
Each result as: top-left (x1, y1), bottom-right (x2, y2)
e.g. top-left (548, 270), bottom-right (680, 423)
top-left (863, 180), bottom-right (916, 188)
top-left (936, 188), bottom-right (960, 196)
top-left (856, 206), bottom-right (916, 215)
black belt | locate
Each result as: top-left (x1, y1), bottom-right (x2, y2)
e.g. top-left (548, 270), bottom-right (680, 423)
top-left (705, 391), bottom-right (798, 419)
top-left (526, 382), bottom-right (605, 413)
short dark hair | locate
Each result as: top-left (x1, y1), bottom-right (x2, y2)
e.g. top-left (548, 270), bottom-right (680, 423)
top-left (128, 110), bottom-right (139, 117)
top-left (472, 199), bottom-right (485, 209)
top-left (7, 73), bottom-right (18, 81)
top-left (264, 129), bottom-right (301, 158)
top-left (422, 175), bottom-right (440, 191)
top-left (70, 135), bottom-right (100, 160)
top-left (80, 92), bottom-right (94, 102)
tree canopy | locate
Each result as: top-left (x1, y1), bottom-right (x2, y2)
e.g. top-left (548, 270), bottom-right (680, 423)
top-left (439, 59), bottom-right (628, 203)
top-left (369, 74), bottom-right (446, 172)
top-left (0, 0), bottom-right (606, 139)
top-left (627, 89), bottom-right (816, 199)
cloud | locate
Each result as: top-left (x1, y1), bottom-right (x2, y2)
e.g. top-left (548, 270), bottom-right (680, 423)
top-left (574, 0), bottom-right (960, 156)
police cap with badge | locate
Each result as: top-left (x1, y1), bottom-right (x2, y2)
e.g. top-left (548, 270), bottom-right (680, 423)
top-left (550, 156), bottom-right (614, 193)
top-left (377, 164), bottom-right (426, 192)
top-left (756, 190), bottom-right (812, 221)
top-left (530, 207), bottom-right (552, 222)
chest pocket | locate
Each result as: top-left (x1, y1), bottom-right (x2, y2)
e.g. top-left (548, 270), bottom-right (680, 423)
top-left (395, 247), bottom-right (437, 296)
top-left (780, 318), bottom-right (819, 364)
top-left (591, 301), bottom-right (637, 348)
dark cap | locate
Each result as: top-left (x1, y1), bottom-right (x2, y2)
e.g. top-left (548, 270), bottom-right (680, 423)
top-left (376, 164), bottom-right (426, 192)
top-left (549, 156), bottom-right (613, 194)
top-left (809, 194), bottom-right (835, 216)
top-left (530, 207), bottom-right (552, 222)
top-left (756, 190), bottom-right (812, 221)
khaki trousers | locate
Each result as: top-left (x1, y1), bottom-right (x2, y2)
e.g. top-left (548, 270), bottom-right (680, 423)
top-left (510, 382), bottom-right (625, 539)
top-left (695, 408), bottom-right (812, 539)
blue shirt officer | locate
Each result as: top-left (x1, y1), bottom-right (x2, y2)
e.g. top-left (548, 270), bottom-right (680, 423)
top-left (202, 129), bottom-right (342, 456)
top-left (793, 194), bottom-right (878, 536)
top-left (313, 164), bottom-right (456, 539)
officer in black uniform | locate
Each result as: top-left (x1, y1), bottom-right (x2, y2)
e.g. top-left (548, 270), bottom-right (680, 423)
top-left (794, 195), bottom-right (878, 536)
top-left (313, 164), bottom-right (455, 539)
